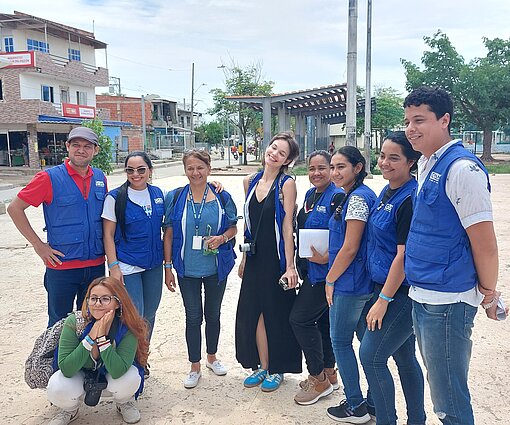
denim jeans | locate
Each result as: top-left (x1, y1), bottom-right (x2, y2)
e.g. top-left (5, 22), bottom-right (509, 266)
top-left (412, 301), bottom-right (477, 425)
top-left (289, 277), bottom-right (335, 376)
top-left (44, 264), bottom-right (105, 327)
top-left (178, 274), bottom-right (226, 363)
top-left (329, 292), bottom-right (374, 408)
top-left (123, 265), bottom-right (163, 342)
top-left (360, 285), bottom-right (426, 425)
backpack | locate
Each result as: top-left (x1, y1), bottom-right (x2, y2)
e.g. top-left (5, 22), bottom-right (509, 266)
top-left (25, 311), bottom-right (87, 389)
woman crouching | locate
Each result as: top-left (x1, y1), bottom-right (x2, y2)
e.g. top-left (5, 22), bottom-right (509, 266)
top-left (46, 276), bottom-right (148, 425)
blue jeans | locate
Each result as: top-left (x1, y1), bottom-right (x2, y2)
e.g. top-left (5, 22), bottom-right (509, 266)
top-left (178, 274), bottom-right (226, 363)
top-left (412, 301), bottom-right (477, 425)
top-left (360, 285), bottom-right (426, 425)
top-left (44, 264), bottom-right (105, 327)
top-left (123, 265), bottom-right (163, 342)
top-left (329, 292), bottom-right (374, 408)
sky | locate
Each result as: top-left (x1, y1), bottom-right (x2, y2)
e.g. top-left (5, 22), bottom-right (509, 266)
top-left (2, 0), bottom-right (510, 117)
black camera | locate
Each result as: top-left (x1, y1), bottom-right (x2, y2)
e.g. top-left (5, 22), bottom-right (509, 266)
top-left (83, 370), bottom-right (108, 406)
top-left (239, 240), bottom-right (256, 255)
top-left (279, 277), bottom-right (291, 291)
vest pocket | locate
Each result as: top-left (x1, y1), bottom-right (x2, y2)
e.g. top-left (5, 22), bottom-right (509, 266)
top-left (406, 241), bottom-right (449, 285)
top-left (54, 195), bottom-right (82, 226)
top-left (50, 229), bottom-right (85, 260)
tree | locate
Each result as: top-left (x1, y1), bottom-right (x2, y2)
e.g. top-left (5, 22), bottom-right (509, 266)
top-left (209, 60), bottom-right (273, 164)
top-left (195, 121), bottom-right (224, 145)
top-left (401, 31), bottom-right (510, 161)
top-left (82, 118), bottom-right (113, 174)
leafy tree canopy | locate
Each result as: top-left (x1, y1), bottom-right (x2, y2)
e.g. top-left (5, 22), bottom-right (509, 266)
top-left (195, 121), bottom-right (224, 145)
top-left (82, 118), bottom-right (113, 174)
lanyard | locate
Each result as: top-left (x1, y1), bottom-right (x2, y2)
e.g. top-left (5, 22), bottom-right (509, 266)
top-left (189, 185), bottom-right (209, 235)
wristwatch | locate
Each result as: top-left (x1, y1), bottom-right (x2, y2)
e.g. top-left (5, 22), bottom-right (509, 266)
top-left (481, 297), bottom-right (498, 310)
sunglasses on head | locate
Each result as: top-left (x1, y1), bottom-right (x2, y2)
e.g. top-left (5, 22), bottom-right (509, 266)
top-left (125, 166), bottom-right (148, 175)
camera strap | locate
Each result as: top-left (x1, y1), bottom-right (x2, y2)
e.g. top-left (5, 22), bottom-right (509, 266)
top-left (250, 173), bottom-right (281, 244)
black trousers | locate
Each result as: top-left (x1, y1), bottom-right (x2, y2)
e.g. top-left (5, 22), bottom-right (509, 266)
top-left (289, 276), bottom-right (336, 376)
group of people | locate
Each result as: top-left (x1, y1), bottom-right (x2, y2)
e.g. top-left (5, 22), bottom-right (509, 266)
top-left (7, 86), bottom-right (504, 425)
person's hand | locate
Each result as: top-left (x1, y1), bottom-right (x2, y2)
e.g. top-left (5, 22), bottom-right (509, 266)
top-left (210, 181), bottom-right (224, 193)
top-left (483, 291), bottom-right (501, 320)
top-left (281, 267), bottom-right (298, 289)
top-left (309, 246), bottom-right (328, 264)
top-left (33, 241), bottom-right (64, 267)
top-left (325, 284), bottom-right (334, 307)
top-left (238, 258), bottom-right (246, 279)
top-left (205, 235), bottom-right (224, 251)
top-left (164, 268), bottom-right (176, 292)
top-left (97, 310), bottom-right (115, 336)
top-left (109, 266), bottom-right (124, 285)
top-left (366, 298), bottom-right (388, 330)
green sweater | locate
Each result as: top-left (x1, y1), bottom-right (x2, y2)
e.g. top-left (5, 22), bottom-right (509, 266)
top-left (58, 314), bottom-right (138, 379)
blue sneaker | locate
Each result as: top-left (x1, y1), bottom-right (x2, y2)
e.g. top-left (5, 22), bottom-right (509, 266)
top-left (243, 368), bottom-right (267, 388)
top-left (260, 373), bottom-right (284, 392)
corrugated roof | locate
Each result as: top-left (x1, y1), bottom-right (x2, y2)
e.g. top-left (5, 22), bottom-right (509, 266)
top-left (38, 115), bottom-right (131, 127)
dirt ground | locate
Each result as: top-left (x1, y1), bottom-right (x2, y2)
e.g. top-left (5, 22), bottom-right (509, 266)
top-left (0, 173), bottom-right (508, 424)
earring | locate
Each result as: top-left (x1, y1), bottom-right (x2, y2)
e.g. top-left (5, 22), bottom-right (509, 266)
top-left (117, 304), bottom-right (123, 317)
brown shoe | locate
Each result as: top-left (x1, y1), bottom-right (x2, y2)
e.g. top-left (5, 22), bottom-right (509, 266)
top-left (325, 367), bottom-right (340, 390)
top-left (294, 372), bottom-right (333, 405)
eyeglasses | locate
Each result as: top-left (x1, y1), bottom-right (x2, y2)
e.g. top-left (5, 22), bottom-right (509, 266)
top-left (125, 167), bottom-right (148, 175)
top-left (86, 295), bottom-right (121, 306)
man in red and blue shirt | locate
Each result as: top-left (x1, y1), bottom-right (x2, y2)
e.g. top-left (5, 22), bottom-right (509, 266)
top-left (8, 127), bottom-right (107, 326)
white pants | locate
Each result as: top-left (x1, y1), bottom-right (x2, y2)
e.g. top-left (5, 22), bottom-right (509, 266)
top-left (47, 366), bottom-right (141, 411)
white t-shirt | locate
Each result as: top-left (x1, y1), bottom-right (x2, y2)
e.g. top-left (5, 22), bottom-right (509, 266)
top-left (102, 186), bottom-right (167, 275)
top-left (409, 140), bottom-right (492, 306)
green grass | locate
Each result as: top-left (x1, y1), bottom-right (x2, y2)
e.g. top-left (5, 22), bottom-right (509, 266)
top-left (485, 162), bottom-right (510, 174)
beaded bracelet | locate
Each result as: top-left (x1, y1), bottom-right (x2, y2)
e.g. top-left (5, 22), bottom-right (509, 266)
top-left (164, 263), bottom-right (173, 269)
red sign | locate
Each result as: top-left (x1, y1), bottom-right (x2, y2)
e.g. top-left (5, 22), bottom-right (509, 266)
top-left (0, 51), bottom-right (36, 68)
top-left (62, 103), bottom-right (96, 119)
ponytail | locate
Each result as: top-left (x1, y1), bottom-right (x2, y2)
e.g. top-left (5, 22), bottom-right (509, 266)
top-left (115, 181), bottom-right (129, 240)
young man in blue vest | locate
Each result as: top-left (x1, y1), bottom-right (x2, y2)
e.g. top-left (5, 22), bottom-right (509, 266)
top-left (8, 127), bottom-right (107, 327)
top-left (403, 86), bottom-right (502, 425)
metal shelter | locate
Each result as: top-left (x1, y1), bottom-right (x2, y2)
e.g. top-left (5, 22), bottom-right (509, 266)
top-left (227, 83), bottom-right (373, 160)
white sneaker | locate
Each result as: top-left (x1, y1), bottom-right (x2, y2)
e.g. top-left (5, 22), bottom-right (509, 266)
top-left (206, 359), bottom-right (227, 376)
top-left (116, 398), bottom-right (141, 424)
top-left (48, 408), bottom-right (79, 425)
top-left (183, 370), bottom-right (201, 388)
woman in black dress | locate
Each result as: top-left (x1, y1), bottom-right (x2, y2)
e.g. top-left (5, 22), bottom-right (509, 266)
top-left (235, 132), bottom-right (301, 392)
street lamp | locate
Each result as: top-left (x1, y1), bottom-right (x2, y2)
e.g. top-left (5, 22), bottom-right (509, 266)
top-left (189, 62), bottom-right (207, 148)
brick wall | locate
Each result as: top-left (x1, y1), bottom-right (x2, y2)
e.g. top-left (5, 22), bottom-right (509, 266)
top-left (96, 95), bottom-right (152, 127)
top-left (122, 127), bottom-right (144, 151)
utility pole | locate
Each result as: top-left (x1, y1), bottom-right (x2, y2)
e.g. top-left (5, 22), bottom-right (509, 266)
top-left (364, 0), bottom-right (372, 174)
top-left (141, 94), bottom-right (147, 149)
top-left (345, 0), bottom-right (358, 146)
top-left (190, 62), bottom-right (195, 148)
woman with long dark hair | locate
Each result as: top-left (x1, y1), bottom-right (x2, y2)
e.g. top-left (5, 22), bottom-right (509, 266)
top-left (46, 276), bottom-right (148, 424)
top-left (235, 131), bottom-right (302, 393)
top-left (325, 146), bottom-right (377, 423)
top-left (102, 151), bottom-right (164, 355)
top-left (360, 132), bottom-right (426, 425)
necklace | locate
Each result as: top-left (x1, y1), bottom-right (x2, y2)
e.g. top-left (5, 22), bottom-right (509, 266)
top-left (304, 190), bottom-right (324, 213)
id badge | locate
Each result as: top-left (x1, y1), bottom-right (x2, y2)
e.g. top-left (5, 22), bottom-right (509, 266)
top-left (192, 235), bottom-right (203, 250)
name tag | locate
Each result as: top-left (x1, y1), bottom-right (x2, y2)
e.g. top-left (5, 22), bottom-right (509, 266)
top-left (192, 236), bottom-right (203, 250)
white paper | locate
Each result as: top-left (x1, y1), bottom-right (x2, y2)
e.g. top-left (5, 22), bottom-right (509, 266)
top-left (298, 229), bottom-right (329, 258)
top-left (496, 298), bottom-right (507, 321)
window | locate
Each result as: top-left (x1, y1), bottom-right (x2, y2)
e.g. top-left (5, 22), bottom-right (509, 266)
top-left (76, 91), bottom-right (87, 105)
top-left (27, 38), bottom-right (49, 53)
top-left (0, 79), bottom-right (3, 100)
top-left (41, 85), bottom-right (54, 103)
top-left (68, 48), bottom-right (81, 61)
top-left (60, 89), bottom-right (69, 104)
top-left (4, 37), bottom-right (14, 52)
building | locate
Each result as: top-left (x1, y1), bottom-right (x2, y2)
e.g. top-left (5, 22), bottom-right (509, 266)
top-left (0, 11), bottom-right (120, 168)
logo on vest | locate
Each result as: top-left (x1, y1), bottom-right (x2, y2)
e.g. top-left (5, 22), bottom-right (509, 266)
top-left (154, 197), bottom-right (164, 204)
top-left (95, 181), bottom-right (105, 187)
top-left (384, 203), bottom-right (393, 212)
top-left (429, 172), bottom-right (441, 184)
top-left (316, 205), bottom-right (327, 213)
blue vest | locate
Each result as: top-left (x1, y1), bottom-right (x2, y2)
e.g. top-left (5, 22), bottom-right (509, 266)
top-left (405, 142), bottom-right (490, 292)
top-left (171, 184), bottom-right (236, 282)
top-left (109, 184), bottom-right (164, 270)
top-left (301, 183), bottom-right (344, 285)
top-left (328, 184), bottom-right (376, 295)
top-left (244, 172), bottom-right (293, 274)
top-left (367, 179), bottom-right (417, 285)
top-left (43, 164), bottom-right (106, 262)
